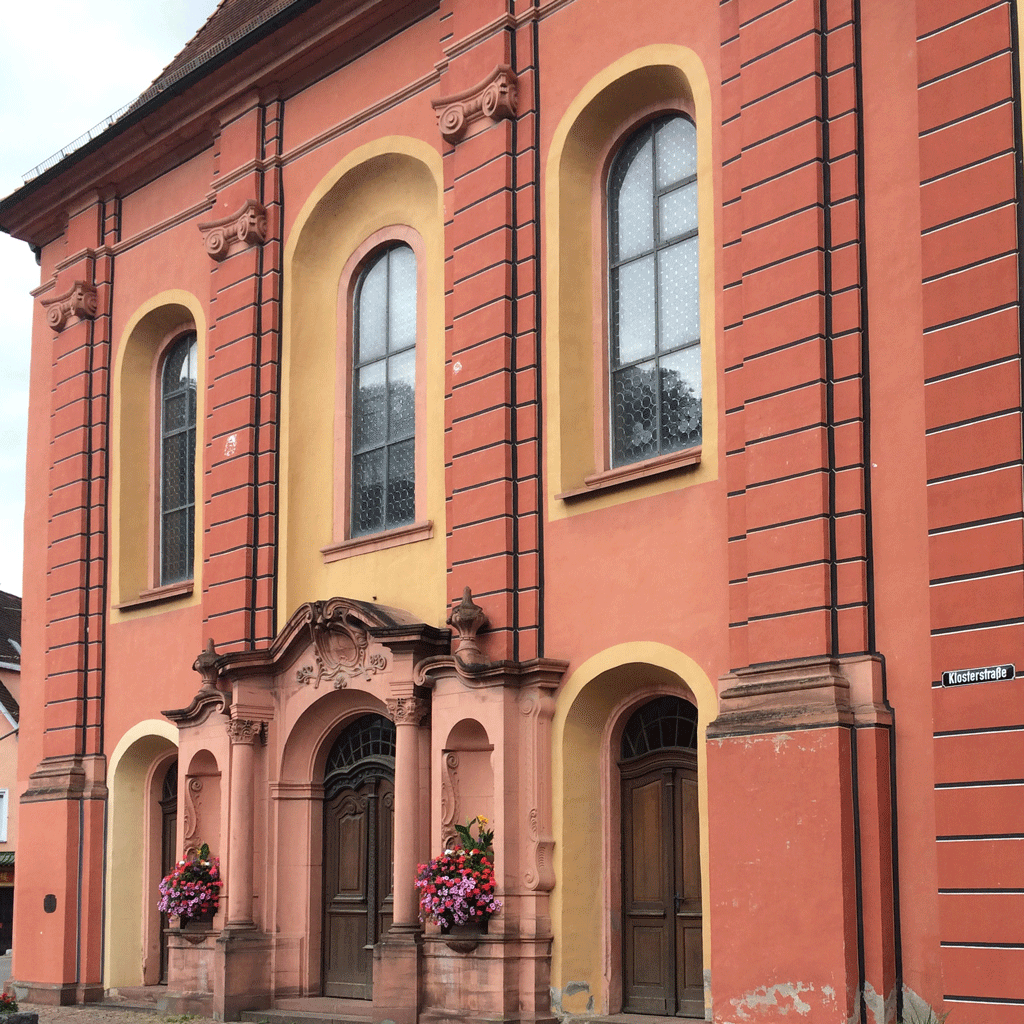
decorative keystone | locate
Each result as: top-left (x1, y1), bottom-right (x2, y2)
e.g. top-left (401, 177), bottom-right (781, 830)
top-left (41, 281), bottom-right (97, 332)
top-left (432, 65), bottom-right (518, 144)
top-left (198, 199), bottom-right (268, 261)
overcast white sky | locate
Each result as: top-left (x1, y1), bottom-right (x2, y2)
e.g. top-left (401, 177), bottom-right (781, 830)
top-left (0, 0), bottom-right (222, 596)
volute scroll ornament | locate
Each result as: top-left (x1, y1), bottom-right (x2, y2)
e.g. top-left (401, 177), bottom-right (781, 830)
top-left (432, 65), bottom-right (518, 144)
top-left (42, 281), bottom-right (98, 332)
top-left (198, 199), bottom-right (268, 261)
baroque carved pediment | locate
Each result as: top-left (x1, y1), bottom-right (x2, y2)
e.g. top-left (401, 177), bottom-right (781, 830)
top-left (295, 600), bottom-right (389, 689)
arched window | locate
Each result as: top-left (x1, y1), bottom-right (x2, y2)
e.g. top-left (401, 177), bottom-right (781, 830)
top-left (160, 332), bottom-right (198, 584)
top-left (609, 114), bottom-right (701, 468)
top-left (351, 244), bottom-right (417, 537)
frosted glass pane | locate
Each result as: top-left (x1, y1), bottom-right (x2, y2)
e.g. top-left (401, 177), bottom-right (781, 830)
top-left (387, 439), bottom-right (415, 527)
top-left (352, 450), bottom-right (385, 536)
top-left (659, 237), bottom-right (700, 349)
top-left (659, 183), bottom-right (698, 242)
top-left (613, 255), bottom-right (656, 366)
top-left (353, 361), bottom-right (386, 452)
top-left (616, 139), bottom-right (654, 261)
top-left (357, 256), bottom-right (388, 362)
top-left (656, 117), bottom-right (697, 189)
top-left (660, 345), bottom-right (702, 451)
top-left (389, 246), bottom-right (417, 351)
top-left (612, 361), bottom-right (658, 465)
top-left (388, 350), bottom-right (416, 440)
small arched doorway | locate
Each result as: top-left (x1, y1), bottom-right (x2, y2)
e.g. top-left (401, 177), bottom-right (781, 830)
top-left (619, 696), bottom-right (703, 1018)
top-left (322, 713), bottom-right (395, 998)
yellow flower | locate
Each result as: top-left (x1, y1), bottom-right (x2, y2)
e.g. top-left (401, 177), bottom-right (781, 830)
top-left (477, 815), bottom-right (489, 825)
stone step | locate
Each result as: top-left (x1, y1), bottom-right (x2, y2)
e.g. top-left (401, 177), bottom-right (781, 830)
top-left (240, 1011), bottom-right (372, 1024)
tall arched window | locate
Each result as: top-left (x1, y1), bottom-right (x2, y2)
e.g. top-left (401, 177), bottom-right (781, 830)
top-left (351, 244), bottom-right (417, 537)
top-left (160, 332), bottom-right (198, 584)
top-left (609, 114), bottom-right (701, 468)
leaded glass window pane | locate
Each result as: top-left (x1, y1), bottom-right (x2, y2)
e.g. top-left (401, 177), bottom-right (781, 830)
top-left (352, 245), bottom-right (417, 537)
top-left (324, 714), bottom-right (397, 797)
top-left (160, 332), bottom-right (197, 585)
top-left (620, 696), bottom-right (698, 761)
top-left (609, 114), bottom-right (701, 468)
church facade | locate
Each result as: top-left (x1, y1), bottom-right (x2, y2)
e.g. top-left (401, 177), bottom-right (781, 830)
top-left (1, 1), bottom-right (1023, 1022)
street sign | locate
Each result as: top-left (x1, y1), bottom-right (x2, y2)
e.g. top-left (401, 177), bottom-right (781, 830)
top-left (941, 664), bottom-right (1016, 687)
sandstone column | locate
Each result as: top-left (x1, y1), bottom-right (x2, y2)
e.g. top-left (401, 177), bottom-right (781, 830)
top-left (225, 718), bottom-right (259, 928)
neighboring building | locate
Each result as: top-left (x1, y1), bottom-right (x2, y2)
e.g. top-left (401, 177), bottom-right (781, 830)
top-left (1, 1), bottom-right (1023, 1022)
top-left (0, 592), bottom-right (21, 955)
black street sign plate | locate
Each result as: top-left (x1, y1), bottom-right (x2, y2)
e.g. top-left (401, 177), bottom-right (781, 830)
top-left (941, 664), bottom-right (1016, 687)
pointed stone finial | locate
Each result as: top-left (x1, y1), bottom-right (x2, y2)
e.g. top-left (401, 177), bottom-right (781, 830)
top-left (193, 638), bottom-right (221, 691)
top-left (447, 587), bottom-right (488, 669)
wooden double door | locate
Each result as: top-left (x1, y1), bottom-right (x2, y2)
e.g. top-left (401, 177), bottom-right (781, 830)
top-left (323, 775), bottom-right (394, 998)
top-left (621, 751), bottom-right (703, 1017)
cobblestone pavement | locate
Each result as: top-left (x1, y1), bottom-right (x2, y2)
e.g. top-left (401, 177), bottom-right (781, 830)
top-left (24, 1006), bottom-right (219, 1024)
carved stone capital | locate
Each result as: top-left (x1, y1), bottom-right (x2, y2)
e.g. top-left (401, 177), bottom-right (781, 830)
top-left (226, 718), bottom-right (261, 745)
top-left (385, 695), bottom-right (430, 726)
top-left (198, 199), bottom-right (268, 261)
top-left (41, 281), bottom-right (98, 332)
top-left (432, 65), bottom-right (518, 144)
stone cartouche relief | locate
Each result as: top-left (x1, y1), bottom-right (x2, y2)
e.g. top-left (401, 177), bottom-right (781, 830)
top-left (432, 65), bottom-right (518, 144)
top-left (198, 198), bottom-right (268, 261)
top-left (41, 281), bottom-right (98, 332)
top-left (295, 600), bottom-right (388, 689)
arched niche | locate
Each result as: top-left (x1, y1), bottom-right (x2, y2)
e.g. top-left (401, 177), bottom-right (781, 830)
top-left (441, 719), bottom-right (494, 848)
top-left (184, 749), bottom-right (221, 860)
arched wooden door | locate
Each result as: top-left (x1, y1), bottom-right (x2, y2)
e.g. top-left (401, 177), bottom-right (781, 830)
top-left (159, 761), bottom-right (178, 984)
top-left (322, 714), bottom-right (395, 999)
top-left (620, 697), bottom-right (703, 1018)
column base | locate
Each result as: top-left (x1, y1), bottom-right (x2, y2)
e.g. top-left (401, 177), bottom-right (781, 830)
top-left (214, 928), bottom-right (273, 1021)
top-left (373, 924), bottom-right (422, 1024)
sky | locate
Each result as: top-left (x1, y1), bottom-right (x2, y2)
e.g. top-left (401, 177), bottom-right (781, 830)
top-left (0, 0), bottom-right (222, 596)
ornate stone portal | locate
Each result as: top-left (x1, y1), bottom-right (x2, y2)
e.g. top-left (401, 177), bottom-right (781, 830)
top-left (162, 594), bottom-right (564, 1024)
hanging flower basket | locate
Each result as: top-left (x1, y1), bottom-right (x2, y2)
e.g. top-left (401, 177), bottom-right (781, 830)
top-left (157, 842), bottom-right (222, 925)
top-left (415, 815), bottom-right (502, 951)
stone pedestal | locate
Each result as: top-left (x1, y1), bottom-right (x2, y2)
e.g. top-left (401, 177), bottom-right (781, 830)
top-left (214, 928), bottom-right (273, 1021)
top-left (420, 931), bottom-right (555, 1024)
top-left (373, 924), bottom-right (422, 1024)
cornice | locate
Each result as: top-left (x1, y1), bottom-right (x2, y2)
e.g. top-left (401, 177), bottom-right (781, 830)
top-left (0, 0), bottom-right (439, 245)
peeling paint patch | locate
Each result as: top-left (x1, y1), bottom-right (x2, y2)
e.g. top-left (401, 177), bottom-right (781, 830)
top-left (862, 981), bottom-right (897, 1024)
top-left (902, 985), bottom-right (945, 1024)
top-left (550, 982), bottom-right (594, 1019)
top-left (731, 982), bottom-right (814, 1019)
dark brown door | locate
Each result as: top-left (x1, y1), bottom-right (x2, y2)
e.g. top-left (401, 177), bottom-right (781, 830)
top-left (323, 777), bottom-right (394, 998)
top-left (621, 751), bottom-right (703, 1017)
top-left (159, 761), bottom-right (178, 984)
